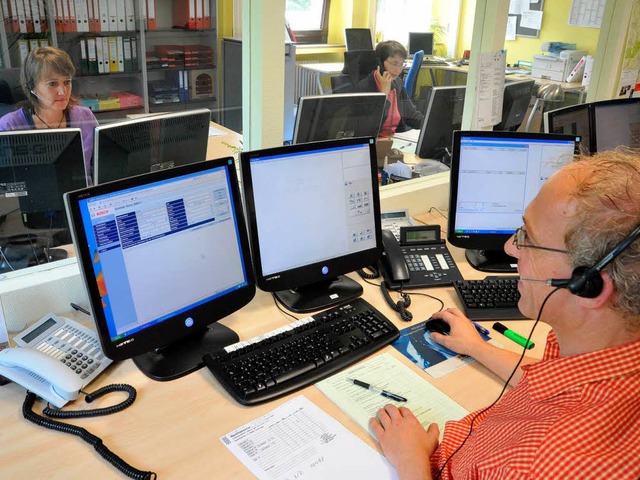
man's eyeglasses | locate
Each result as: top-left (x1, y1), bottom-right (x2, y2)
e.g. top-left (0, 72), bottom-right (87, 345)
top-left (384, 59), bottom-right (407, 69)
top-left (513, 227), bottom-right (570, 254)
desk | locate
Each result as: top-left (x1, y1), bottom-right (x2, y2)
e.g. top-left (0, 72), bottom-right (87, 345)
top-left (297, 62), bottom-right (584, 97)
top-left (0, 210), bottom-right (550, 479)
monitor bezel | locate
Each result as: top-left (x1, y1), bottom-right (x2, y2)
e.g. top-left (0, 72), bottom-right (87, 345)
top-left (494, 79), bottom-right (535, 131)
top-left (447, 130), bottom-right (580, 255)
top-left (240, 137), bottom-right (383, 295)
top-left (64, 157), bottom-right (256, 362)
top-left (415, 85), bottom-right (466, 160)
top-left (292, 93), bottom-right (387, 145)
top-left (543, 102), bottom-right (593, 153)
top-left (408, 32), bottom-right (434, 56)
top-left (344, 28), bottom-right (374, 51)
top-left (93, 108), bottom-right (211, 185)
top-left (591, 97), bottom-right (640, 153)
top-left (0, 127), bottom-right (88, 227)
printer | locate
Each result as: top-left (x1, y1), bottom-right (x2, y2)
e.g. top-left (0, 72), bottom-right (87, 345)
top-left (531, 50), bottom-right (587, 82)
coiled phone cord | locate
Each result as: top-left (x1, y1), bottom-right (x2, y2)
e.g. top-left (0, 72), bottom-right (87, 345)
top-left (22, 387), bottom-right (157, 480)
top-left (381, 281), bottom-right (413, 322)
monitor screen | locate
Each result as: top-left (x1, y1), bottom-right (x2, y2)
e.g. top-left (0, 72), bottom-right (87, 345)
top-left (292, 93), bottom-right (387, 144)
top-left (415, 85), bottom-right (466, 162)
top-left (408, 32), bottom-right (434, 56)
top-left (94, 108), bottom-right (211, 185)
top-left (448, 131), bottom-right (579, 272)
top-left (0, 128), bottom-right (88, 272)
top-left (544, 103), bottom-right (593, 154)
top-left (593, 97), bottom-right (640, 152)
top-left (240, 137), bottom-right (382, 313)
top-left (345, 28), bottom-right (374, 51)
top-left (64, 157), bottom-right (255, 381)
top-left (494, 79), bottom-right (535, 131)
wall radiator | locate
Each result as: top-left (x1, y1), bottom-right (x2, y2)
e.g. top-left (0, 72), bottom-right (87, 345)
top-left (295, 63), bottom-right (322, 101)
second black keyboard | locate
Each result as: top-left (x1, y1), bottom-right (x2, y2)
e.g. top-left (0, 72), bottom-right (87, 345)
top-left (453, 276), bottom-right (528, 320)
top-left (203, 297), bottom-right (400, 405)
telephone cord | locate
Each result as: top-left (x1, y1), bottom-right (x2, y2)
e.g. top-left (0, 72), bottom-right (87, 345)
top-left (381, 281), bottom-right (413, 321)
top-left (22, 389), bottom-right (157, 480)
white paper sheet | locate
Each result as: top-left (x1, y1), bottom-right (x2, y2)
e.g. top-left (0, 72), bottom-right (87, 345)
top-left (475, 51), bottom-right (506, 128)
top-left (221, 395), bottom-right (398, 480)
top-left (316, 353), bottom-right (469, 438)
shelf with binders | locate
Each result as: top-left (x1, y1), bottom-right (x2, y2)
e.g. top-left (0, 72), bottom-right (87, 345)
top-left (147, 67), bottom-right (215, 112)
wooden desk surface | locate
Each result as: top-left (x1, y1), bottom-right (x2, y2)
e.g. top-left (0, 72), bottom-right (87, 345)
top-left (206, 121), bottom-right (242, 160)
top-left (0, 211), bottom-right (550, 479)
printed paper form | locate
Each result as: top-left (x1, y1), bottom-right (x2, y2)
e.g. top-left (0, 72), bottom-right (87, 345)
top-left (316, 353), bottom-right (468, 437)
top-left (221, 395), bottom-right (398, 480)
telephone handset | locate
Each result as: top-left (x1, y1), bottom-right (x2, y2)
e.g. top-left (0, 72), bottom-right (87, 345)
top-left (381, 229), bottom-right (409, 282)
top-left (0, 313), bottom-right (111, 407)
top-left (380, 225), bottom-right (464, 289)
top-left (0, 347), bottom-right (83, 407)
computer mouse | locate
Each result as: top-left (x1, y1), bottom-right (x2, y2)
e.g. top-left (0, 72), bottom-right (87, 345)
top-left (424, 318), bottom-right (450, 335)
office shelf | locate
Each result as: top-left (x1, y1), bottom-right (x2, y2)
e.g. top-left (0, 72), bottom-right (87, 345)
top-left (0, 0), bottom-right (218, 120)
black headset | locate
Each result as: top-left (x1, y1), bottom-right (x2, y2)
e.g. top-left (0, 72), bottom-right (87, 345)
top-left (548, 222), bottom-right (640, 298)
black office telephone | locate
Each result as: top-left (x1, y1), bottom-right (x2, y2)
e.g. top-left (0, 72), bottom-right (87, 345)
top-left (380, 226), bottom-right (463, 289)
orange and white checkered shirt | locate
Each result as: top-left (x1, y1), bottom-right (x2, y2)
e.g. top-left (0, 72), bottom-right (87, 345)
top-left (431, 330), bottom-right (640, 479)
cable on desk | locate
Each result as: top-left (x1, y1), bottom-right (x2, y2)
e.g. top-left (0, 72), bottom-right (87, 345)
top-left (22, 387), bottom-right (157, 480)
top-left (381, 281), bottom-right (413, 322)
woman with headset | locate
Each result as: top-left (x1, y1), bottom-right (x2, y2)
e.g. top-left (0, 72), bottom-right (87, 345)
top-left (358, 40), bottom-right (424, 137)
top-left (0, 46), bottom-right (98, 178)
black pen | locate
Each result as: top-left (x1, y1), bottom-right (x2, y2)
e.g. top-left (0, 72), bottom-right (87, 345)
top-left (347, 378), bottom-right (407, 402)
top-left (70, 303), bottom-right (91, 316)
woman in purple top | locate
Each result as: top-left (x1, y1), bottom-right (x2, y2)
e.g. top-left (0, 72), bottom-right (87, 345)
top-left (0, 46), bottom-right (98, 181)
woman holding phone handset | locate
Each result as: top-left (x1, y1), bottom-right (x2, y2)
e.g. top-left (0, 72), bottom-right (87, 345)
top-left (358, 40), bottom-right (424, 137)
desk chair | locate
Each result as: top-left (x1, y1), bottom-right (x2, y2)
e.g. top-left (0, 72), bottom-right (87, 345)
top-left (330, 75), bottom-right (358, 94)
top-left (404, 50), bottom-right (424, 99)
top-left (342, 50), bottom-right (378, 84)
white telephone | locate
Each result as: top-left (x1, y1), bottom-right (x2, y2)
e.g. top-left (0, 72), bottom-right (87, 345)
top-left (0, 313), bottom-right (111, 408)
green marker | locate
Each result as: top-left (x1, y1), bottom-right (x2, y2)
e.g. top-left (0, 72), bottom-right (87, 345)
top-left (492, 322), bottom-right (535, 349)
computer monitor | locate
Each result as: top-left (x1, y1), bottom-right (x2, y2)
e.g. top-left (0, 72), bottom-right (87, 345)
top-left (544, 103), bottom-right (593, 154)
top-left (494, 79), bottom-right (535, 131)
top-left (448, 131), bottom-right (580, 272)
top-left (415, 85), bottom-right (466, 162)
top-left (94, 108), bottom-right (211, 185)
top-left (592, 97), bottom-right (640, 152)
top-left (240, 137), bottom-right (382, 313)
top-left (408, 32), bottom-right (434, 56)
top-left (292, 93), bottom-right (386, 144)
top-left (345, 28), bottom-right (374, 51)
top-left (0, 128), bottom-right (88, 272)
top-left (64, 157), bottom-right (255, 381)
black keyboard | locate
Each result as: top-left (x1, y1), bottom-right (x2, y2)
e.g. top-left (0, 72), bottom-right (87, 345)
top-left (453, 276), bottom-right (528, 320)
top-left (203, 298), bottom-right (399, 405)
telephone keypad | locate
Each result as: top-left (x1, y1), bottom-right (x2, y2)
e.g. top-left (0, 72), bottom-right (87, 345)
top-left (14, 313), bottom-right (111, 388)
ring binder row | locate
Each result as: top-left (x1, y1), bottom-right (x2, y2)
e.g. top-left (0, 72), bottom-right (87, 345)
top-left (1, 0), bottom-right (213, 33)
top-left (77, 35), bottom-right (138, 75)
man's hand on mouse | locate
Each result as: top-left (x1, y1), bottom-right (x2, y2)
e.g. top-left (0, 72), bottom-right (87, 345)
top-left (428, 308), bottom-right (486, 357)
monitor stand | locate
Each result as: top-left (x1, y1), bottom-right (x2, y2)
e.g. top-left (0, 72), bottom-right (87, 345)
top-left (275, 275), bottom-right (364, 313)
top-left (133, 323), bottom-right (239, 381)
top-left (465, 249), bottom-right (517, 273)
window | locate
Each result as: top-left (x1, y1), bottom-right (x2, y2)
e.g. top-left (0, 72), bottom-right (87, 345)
top-left (375, 0), bottom-right (433, 47)
top-left (286, 0), bottom-right (331, 44)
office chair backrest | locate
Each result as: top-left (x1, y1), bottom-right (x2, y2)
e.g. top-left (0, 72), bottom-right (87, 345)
top-left (345, 28), bottom-right (374, 51)
top-left (404, 50), bottom-right (424, 99)
top-left (342, 50), bottom-right (378, 84)
top-left (330, 75), bottom-right (358, 94)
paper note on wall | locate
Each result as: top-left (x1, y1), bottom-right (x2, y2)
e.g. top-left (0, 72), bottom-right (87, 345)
top-left (475, 51), bottom-right (506, 128)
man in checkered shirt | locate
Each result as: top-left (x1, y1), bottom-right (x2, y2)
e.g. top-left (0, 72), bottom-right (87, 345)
top-left (370, 149), bottom-right (640, 480)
